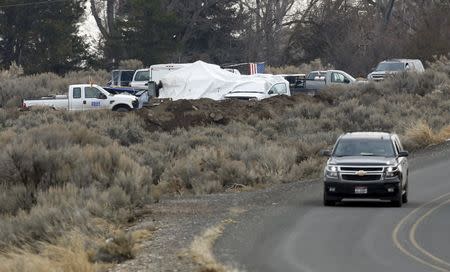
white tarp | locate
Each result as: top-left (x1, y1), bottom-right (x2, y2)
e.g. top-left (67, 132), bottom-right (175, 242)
top-left (158, 61), bottom-right (288, 100)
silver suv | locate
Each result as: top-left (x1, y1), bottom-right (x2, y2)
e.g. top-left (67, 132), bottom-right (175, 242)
top-left (367, 59), bottom-right (424, 81)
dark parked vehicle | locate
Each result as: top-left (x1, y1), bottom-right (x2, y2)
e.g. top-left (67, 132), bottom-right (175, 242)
top-left (321, 132), bottom-right (409, 207)
top-left (108, 70), bottom-right (135, 87)
top-left (279, 74), bottom-right (306, 93)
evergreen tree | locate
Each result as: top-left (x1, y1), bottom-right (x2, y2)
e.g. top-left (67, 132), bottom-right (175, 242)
top-left (118, 0), bottom-right (181, 65)
top-left (0, 0), bottom-right (88, 74)
top-left (177, 0), bottom-right (245, 64)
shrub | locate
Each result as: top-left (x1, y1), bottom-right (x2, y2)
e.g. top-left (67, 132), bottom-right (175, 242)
top-left (427, 54), bottom-right (450, 77)
top-left (118, 59), bottom-right (144, 70)
top-left (403, 121), bottom-right (450, 150)
top-left (0, 56), bottom-right (450, 268)
top-left (266, 58), bottom-right (333, 74)
top-left (91, 231), bottom-right (135, 263)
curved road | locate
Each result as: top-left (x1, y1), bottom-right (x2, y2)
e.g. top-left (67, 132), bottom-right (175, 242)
top-left (216, 144), bottom-right (450, 272)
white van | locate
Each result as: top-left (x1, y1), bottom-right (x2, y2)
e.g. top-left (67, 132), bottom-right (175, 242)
top-left (150, 63), bottom-right (191, 83)
top-left (130, 64), bottom-right (191, 95)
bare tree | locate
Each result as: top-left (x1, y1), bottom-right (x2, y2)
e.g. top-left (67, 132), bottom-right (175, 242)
top-left (241, 0), bottom-right (302, 65)
top-left (366, 0), bottom-right (395, 26)
top-left (89, 0), bottom-right (126, 63)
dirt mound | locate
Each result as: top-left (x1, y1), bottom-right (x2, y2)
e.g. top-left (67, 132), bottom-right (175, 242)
top-left (136, 94), bottom-right (314, 132)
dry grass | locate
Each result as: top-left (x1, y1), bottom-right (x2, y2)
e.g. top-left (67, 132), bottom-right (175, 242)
top-left (404, 121), bottom-right (450, 150)
top-left (190, 219), bottom-right (239, 272)
top-left (0, 233), bottom-right (104, 272)
top-left (0, 227), bottom-right (153, 272)
top-left (190, 207), bottom-right (247, 272)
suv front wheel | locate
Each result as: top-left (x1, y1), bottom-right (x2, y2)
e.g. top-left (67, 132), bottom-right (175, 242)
top-left (402, 181), bottom-right (408, 204)
top-left (392, 184), bottom-right (403, 207)
top-left (323, 191), bottom-right (337, 206)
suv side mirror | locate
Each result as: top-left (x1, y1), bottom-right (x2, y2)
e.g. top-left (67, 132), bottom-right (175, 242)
top-left (321, 150), bottom-right (332, 157)
top-left (268, 90), bottom-right (275, 95)
top-left (398, 151), bottom-right (409, 157)
top-left (344, 78), bottom-right (350, 84)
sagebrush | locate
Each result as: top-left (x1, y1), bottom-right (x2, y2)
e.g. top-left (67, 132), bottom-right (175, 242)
top-left (0, 56), bottom-right (449, 267)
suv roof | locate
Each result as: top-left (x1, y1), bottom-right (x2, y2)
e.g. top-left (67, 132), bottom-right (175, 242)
top-left (340, 132), bottom-right (393, 140)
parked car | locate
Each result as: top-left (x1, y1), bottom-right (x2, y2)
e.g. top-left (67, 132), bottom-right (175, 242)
top-left (224, 77), bottom-right (291, 101)
top-left (22, 84), bottom-right (141, 112)
top-left (367, 59), bottom-right (425, 81)
top-left (321, 132), bottom-right (409, 207)
top-left (297, 70), bottom-right (356, 94)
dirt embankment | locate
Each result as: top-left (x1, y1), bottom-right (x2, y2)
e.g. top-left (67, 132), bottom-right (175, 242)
top-left (136, 94), bottom-right (322, 132)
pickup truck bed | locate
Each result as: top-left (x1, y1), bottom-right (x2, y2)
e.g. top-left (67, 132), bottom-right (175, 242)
top-left (23, 95), bottom-right (69, 110)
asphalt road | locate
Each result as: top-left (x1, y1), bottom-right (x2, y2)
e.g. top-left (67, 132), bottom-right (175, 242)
top-left (216, 143), bottom-right (450, 272)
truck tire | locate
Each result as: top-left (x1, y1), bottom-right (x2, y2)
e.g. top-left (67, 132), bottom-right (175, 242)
top-left (392, 184), bottom-right (403, 207)
top-left (402, 181), bottom-right (408, 204)
top-left (323, 192), bottom-right (336, 206)
top-left (114, 106), bottom-right (130, 112)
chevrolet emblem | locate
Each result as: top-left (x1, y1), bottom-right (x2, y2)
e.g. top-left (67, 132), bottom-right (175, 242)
top-left (356, 170), bottom-right (367, 176)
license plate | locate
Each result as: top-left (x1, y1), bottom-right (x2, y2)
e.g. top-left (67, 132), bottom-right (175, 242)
top-left (355, 187), bottom-right (368, 194)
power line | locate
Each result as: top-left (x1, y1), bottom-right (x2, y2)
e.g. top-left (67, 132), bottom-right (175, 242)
top-left (0, 0), bottom-right (75, 9)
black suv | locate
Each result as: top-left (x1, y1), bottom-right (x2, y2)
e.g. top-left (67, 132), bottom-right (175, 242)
top-left (321, 132), bottom-right (409, 207)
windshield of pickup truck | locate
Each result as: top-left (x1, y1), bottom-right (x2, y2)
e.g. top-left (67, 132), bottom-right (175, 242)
top-left (333, 138), bottom-right (395, 157)
top-left (134, 71), bottom-right (150, 81)
top-left (376, 62), bottom-right (405, 71)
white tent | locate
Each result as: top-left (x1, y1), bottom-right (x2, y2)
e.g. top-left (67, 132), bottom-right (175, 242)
top-left (158, 61), bottom-right (289, 101)
top-left (159, 61), bottom-right (241, 100)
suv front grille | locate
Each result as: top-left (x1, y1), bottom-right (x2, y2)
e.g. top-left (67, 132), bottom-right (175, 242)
top-left (342, 174), bottom-right (382, 181)
top-left (340, 167), bottom-right (383, 172)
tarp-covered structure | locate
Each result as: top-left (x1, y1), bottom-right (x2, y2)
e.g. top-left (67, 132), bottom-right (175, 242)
top-left (158, 61), bottom-right (288, 100)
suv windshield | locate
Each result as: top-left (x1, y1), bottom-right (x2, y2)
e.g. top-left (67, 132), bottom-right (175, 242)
top-left (333, 138), bottom-right (395, 157)
top-left (376, 62), bottom-right (405, 71)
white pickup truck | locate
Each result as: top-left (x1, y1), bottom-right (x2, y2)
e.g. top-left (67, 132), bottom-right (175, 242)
top-left (23, 84), bottom-right (140, 112)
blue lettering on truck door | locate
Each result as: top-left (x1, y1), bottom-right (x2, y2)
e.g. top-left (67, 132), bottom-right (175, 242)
top-left (91, 101), bottom-right (101, 107)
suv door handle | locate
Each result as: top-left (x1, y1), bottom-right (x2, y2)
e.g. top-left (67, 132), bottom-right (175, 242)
top-left (83, 100), bottom-right (86, 104)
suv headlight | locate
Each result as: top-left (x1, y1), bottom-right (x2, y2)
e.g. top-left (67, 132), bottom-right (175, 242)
top-left (326, 165), bottom-right (338, 178)
top-left (385, 165), bottom-right (399, 177)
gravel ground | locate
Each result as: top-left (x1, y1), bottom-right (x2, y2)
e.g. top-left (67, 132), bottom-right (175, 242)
top-left (108, 180), bottom-right (317, 272)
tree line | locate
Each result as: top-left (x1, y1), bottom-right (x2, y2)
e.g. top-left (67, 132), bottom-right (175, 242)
top-left (0, 0), bottom-right (449, 76)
